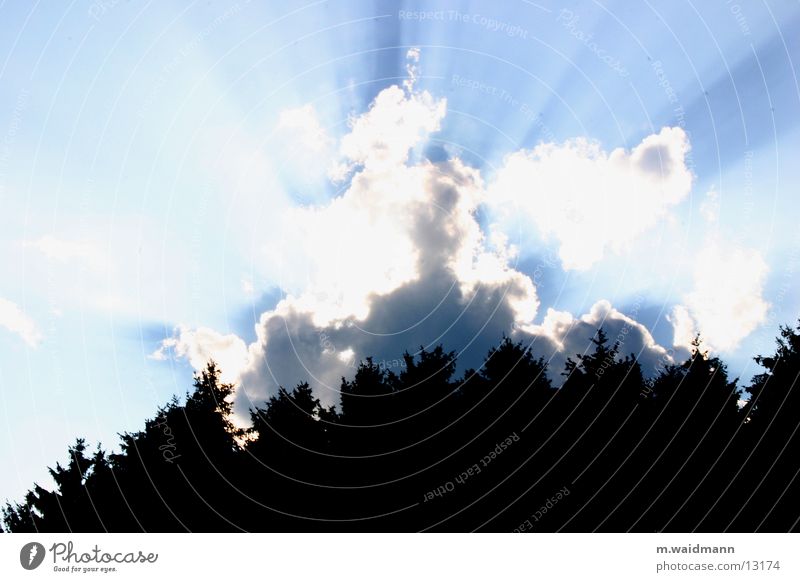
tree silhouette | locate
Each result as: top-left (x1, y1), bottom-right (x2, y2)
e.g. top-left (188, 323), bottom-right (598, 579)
top-left (4, 324), bottom-right (800, 532)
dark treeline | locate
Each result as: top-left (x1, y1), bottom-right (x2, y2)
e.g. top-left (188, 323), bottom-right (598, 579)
top-left (4, 323), bottom-right (800, 532)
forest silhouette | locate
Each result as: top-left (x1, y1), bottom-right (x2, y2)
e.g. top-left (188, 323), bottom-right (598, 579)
top-left (3, 322), bottom-right (800, 532)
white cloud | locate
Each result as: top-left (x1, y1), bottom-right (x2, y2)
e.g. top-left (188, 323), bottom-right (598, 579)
top-left (236, 145), bottom-right (541, 413)
top-left (668, 305), bottom-right (697, 349)
top-left (337, 348), bottom-right (355, 364)
top-left (335, 48), bottom-right (440, 174)
top-left (155, 52), bottom-right (679, 418)
top-left (151, 325), bottom-right (249, 385)
top-left (519, 299), bottom-right (674, 374)
top-left (261, 74), bottom-right (455, 325)
top-left (488, 127), bottom-right (693, 270)
top-left (404, 46), bottom-right (421, 92)
top-left (670, 238), bottom-right (769, 352)
top-left (0, 297), bottom-right (42, 347)
top-left (172, 69), bottom-right (540, 414)
top-left (336, 84), bottom-right (446, 174)
top-left (268, 165), bottom-right (423, 324)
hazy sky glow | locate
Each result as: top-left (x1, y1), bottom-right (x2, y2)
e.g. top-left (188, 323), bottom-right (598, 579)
top-left (1, 1), bottom-right (799, 504)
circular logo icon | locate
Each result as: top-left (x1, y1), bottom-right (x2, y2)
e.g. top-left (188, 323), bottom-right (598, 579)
top-left (20, 542), bottom-right (46, 570)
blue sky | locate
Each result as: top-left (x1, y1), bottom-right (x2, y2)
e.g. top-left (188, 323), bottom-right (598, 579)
top-left (1, 0), bottom-right (799, 505)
